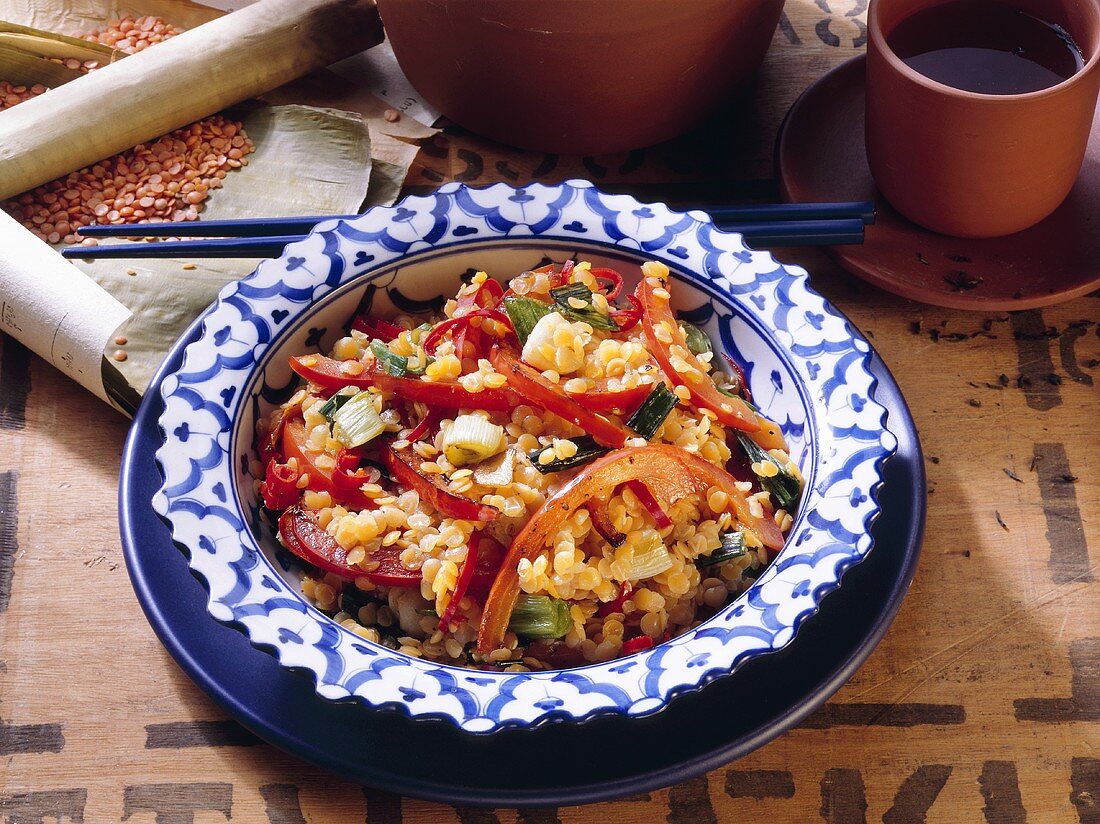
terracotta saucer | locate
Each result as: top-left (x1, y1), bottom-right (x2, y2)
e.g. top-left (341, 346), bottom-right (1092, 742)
top-left (776, 55), bottom-right (1100, 310)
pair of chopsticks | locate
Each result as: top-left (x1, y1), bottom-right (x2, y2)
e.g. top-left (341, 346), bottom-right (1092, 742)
top-left (62, 201), bottom-right (875, 260)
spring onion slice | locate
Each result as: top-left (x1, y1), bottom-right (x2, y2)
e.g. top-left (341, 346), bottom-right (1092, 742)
top-left (318, 390), bottom-right (355, 431)
top-left (626, 382), bottom-right (678, 439)
top-left (736, 434), bottom-right (802, 510)
top-left (370, 339), bottom-right (408, 376)
top-left (627, 529), bottom-right (675, 579)
top-left (442, 414), bottom-right (505, 467)
top-left (679, 320), bottom-right (714, 356)
top-left (507, 594), bottom-right (572, 640)
top-left (502, 296), bottom-right (555, 344)
top-left (549, 282), bottom-right (619, 331)
top-left (340, 588), bottom-right (379, 616)
top-left (527, 435), bottom-right (605, 474)
top-left (331, 390), bottom-right (386, 449)
top-left (695, 530), bottom-right (747, 568)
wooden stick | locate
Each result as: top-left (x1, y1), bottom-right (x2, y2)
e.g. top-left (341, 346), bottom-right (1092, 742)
top-left (0, 0), bottom-right (383, 200)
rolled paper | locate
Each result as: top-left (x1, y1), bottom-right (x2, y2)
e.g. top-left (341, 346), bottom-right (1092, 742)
top-left (0, 208), bottom-right (132, 412)
top-left (0, 0), bottom-right (383, 200)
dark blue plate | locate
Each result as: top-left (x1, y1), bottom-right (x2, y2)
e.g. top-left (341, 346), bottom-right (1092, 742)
top-left (119, 313), bottom-right (924, 807)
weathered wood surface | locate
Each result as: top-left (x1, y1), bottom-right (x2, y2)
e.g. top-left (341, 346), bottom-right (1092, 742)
top-left (2, 0), bottom-right (1098, 820)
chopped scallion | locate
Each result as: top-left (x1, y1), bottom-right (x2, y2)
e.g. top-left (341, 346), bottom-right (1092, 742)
top-left (319, 390), bottom-right (355, 432)
top-left (442, 414), bottom-right (505, 467)
top-left (339, 588), bottom-right (379, 616)
top-left (527, 435), bottom-right (607, 474)
top-left (627, 529), bottom-right (675, 579)
top-left (370, 339), bottom-right (408, 376)
top-left (736, 434), bottom-right (802, 510)
top-left (626, 382), bottom-right (679, 440)
top-left (695, 531), bottom-right (747, 568)
top-left (331, 390), bottom-right (386, 448)
top-left (549, 282), bottom-right (619, 331)
top-left (508, 594), bottom-right (572, 640)
top-left (503, 296), bottom-right (554, 344)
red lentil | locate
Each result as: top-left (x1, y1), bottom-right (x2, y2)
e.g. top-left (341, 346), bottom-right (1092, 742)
top-left (0, 17), bottom-right (255, 245)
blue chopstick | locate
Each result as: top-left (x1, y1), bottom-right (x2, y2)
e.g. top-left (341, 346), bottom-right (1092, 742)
top-left (75, 215), bottom-right (358, 238)
top-left (61, 218), bottom-right (864, 259)
top-left (72, 201), bottom-right (876, 239)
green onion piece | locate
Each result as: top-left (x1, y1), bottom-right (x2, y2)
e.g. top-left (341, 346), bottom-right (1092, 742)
top-left (679, 321), bottom-right (714, 356)
top-left (528, 435), bottom-right (608, 474)
top-left (331, 390), bottom-right (386, 449)
top-left (415, 607), bottom-right (439, 617)
top-left (508, 594), bottom-right (572, 640)
top-left (736, 434), bottom-right (802, 510)
top-left (442, 414), bottom-right (505, 467)
top-left (503, 296), bottom-right (554, 344)
top-left (626, 382), bottom-right (679, 440)
top-left (370, 340), bottom-right (408, 376)
top-left (549, 282), bottom-right (619, 331)
top-left (339, 588), bottom-right (379, 617)
top-left (627, 529), bottom-right (675, 579)
top-left (695, 530), bottom-right (747, 568)
top-left (318, 390), bottom-right (355, 432)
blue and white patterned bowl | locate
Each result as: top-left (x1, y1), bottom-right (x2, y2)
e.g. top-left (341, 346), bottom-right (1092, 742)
top-left (153, 180), bottom-right (897, 734)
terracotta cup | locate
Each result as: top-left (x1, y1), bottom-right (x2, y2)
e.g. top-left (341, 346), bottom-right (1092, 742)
top-left (377, 0), bottom-right (786, 155)
top-left (866, 0), bottom-right (1100, 238)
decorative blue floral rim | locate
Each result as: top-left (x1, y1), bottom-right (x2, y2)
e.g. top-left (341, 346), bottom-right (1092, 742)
top-left (153, 180), bottom-right (897, 734)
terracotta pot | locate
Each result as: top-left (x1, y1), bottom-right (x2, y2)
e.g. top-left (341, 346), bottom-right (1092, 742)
top-left (866, 0), bottom-right (1100, 238)
top-left (376, 0), bottom-right (786, 155)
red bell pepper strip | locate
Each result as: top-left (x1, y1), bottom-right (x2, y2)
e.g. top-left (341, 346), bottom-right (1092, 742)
top-left (476, 444), bottom-right (782, 653)
top-left (488, 345), bottom-right (628, 449)
top-left (278, 505), bottom-right (421, 585)
top-left (385, 445), bottom-right (500, 522)
top-left (588, 266), bottom-right (624, 298)
top-left (281, 417), bottom-right (377, 510)
top-left (714, 356), bottom-right (788, 451)
top-left (637, 277), bottom-right (759, 433)
top-left (331, 450), bottom-right (380, 505)
top-left (563, 377), bottom-right (652, 415)
top-left (597, 582), bottom-right (632, 617)
top-left (289, 355), bottom-right (375, 391)
top-left (405, 407), bottom-right (443, 444)
top-left (721, 353), bottom-right (751, 402)
top-left (610, 294), bottom-right (643, 332)
top-left (351, 315), bottom-right (403, 342)
top-left (258, 397), bottom-right (301, 464)
top-left (621, 635), bottom-right (655, 655)
top-left (749, 415), bottom-right (789, 452)
top-left (260, 458), bottom-right (300, 511)
top-left (281, 416), bottom-right (337, 492)
top-left (467, 534), bottom-right (506, 599)
top-left (589, 497), bottom-right (627, 548)
top-left (289, 355), bottom-right (524, 410)
top-left (452, 278), bottom-right (506, 360)
top-left (624, 480), bottom-right (672, 528)
top-left (423, 308), bottom-right (513, 355)
top-left (439, 532), bottom-right (481, 630)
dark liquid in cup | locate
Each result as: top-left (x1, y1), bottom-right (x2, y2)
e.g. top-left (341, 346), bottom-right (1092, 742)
top-left (887, 1), bottom-right (1085, 94)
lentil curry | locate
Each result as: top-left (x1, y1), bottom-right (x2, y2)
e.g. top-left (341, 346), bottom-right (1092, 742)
top-left (257, 260), bottom-right (803, 671)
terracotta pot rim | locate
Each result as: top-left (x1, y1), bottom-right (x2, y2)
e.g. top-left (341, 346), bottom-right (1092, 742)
top-left (868, 0), bottom-right (1100, 103)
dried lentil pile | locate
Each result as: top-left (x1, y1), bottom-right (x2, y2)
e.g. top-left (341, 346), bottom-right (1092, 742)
top-left (0, 16), bottom-right (254, 246)
top-left (0, 81), bottom-right (48, 111)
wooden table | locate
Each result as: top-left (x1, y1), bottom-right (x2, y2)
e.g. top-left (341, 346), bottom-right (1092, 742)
top-left (3, 3), bottom-right (1098, 821)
